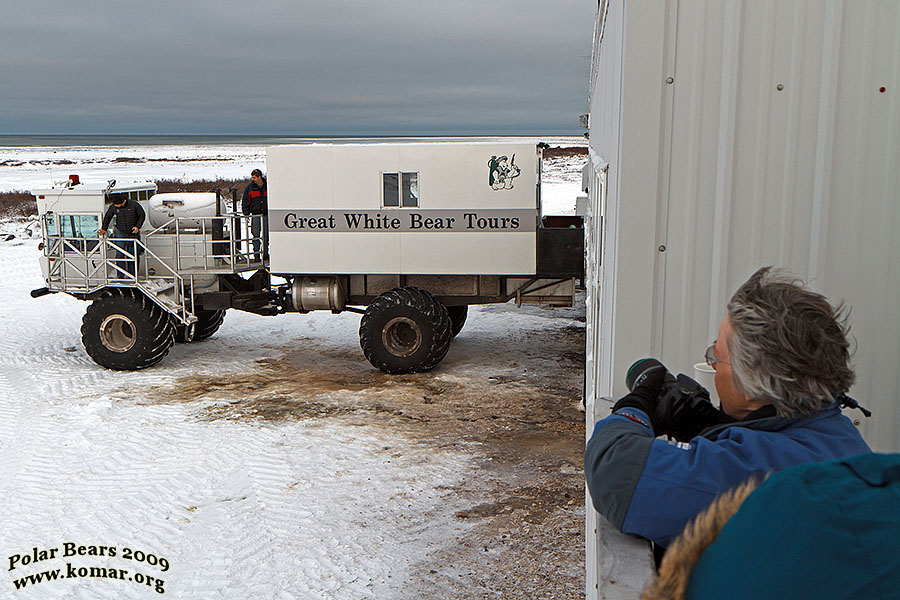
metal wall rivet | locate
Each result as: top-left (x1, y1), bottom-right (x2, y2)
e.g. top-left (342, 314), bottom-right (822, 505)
top-left (776, 83), bottom-right (785, 91)
top-left (658, 245), bottom-right (666, 252)
top-left (666, 77), bottom-right (674, 84)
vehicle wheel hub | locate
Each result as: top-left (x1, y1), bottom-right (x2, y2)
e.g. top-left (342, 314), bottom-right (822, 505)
top-left (382, 317), bottom-right (422, 357)
top-left (99, 314), bottom-right (137, 353)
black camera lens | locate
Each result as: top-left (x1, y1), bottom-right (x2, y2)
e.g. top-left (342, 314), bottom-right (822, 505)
top-left (625, 358), bottom-right (666, 391)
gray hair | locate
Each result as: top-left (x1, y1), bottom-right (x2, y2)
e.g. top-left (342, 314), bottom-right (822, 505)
top-left (725, 266), bottom-right (855, 418)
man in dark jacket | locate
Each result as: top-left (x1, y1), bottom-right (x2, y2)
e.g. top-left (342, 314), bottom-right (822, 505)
top-left (585, 267), bottom-right (871, 550)
top-left (241, 168), bottom-right (268, 261)
top-left (99, 192), bottom-right (146, 277)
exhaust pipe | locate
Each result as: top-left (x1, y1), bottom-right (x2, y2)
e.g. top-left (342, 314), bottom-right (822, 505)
top-left (30, 287), bottom-right (52, 298)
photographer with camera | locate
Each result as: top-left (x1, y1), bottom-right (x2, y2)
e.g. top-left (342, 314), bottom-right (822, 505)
top-left (585, 267), bottom-right (871, 550)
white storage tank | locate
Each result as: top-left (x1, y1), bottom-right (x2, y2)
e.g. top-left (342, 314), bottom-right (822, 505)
top-left (147, 193), bottom-right (219, 228)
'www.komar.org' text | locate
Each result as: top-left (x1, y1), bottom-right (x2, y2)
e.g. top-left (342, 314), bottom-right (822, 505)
top-left (12, 563), bottom-right (165, 593)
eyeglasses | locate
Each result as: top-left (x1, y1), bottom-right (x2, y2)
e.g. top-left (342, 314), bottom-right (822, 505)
top-left (705, 342), bottom-right (731, 368)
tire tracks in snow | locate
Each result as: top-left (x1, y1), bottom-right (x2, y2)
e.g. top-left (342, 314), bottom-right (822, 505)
top-left (1, 239), bottom-right (475, 598)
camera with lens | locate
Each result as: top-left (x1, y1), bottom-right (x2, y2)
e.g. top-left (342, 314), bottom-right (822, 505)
top-left (625, 358), bottom-right (723, 441)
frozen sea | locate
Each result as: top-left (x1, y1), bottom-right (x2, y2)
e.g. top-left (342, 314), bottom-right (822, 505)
top-left (0, 135), bottom-right (588, 215)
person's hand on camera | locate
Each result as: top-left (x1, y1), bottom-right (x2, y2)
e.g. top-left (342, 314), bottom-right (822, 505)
top-left (612, 366), bottom-right (666, 431)
top-left (656, 375), bottom-right (724, 441)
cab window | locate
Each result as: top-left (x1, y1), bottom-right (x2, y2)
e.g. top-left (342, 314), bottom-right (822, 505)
top-left (60, 214), bottom-right (100, 238)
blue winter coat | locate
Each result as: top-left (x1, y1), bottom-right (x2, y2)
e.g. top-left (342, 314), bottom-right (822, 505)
top-left (584, 403), bottom-right (871, 548)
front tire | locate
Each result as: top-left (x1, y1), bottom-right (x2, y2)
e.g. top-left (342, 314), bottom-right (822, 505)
top-left (81, 289), bottom-right (175, 370)
top-left (359, 287), bottom-right (452, 374)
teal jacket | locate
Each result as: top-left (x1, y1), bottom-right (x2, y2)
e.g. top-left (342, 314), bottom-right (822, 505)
top-left (687, 452), bottom-right (900, 599)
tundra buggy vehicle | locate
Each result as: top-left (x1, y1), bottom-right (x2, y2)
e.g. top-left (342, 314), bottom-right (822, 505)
top-left (32, 142), bottom-right (584, 373)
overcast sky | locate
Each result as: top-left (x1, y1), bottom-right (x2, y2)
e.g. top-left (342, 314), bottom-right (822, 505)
top-left (0, 1), bottom-right (595, 136)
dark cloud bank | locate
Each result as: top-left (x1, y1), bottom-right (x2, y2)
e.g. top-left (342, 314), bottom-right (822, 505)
top-left (1, 1), bottom-right (594, 135)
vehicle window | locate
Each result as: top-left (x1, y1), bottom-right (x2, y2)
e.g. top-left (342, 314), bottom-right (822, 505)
top-left (59, 214), bottom-right (100, 238)
top-left (383, 173), bottom-right (399, 207)
top-left (401, 172), bottom-right (418, 207)
top-left (44, 214), bottom-right (58, 236)
top-left (383, 172), bottom-right (419, 208)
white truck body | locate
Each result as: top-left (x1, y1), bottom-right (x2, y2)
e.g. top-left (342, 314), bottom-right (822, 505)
top-left (267, 142), bottom-right (540, 275)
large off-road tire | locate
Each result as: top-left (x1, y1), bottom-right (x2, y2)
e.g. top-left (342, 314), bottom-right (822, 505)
top-left (359, 287), bottom-right (452, 374)
top-left (175, 309), bottom-right (225, 343)
top-left (81, 289), bottom-right (175, 370)
top-left (194, 309), bottom-right (226, 341)
top-left (447, 305), bottom-right (468, 338)
top-left (174, 322), bottom-right (196, 344)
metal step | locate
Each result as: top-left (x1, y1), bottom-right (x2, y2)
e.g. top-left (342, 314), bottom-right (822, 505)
top-left (141, 279), bottom-right (175, 294)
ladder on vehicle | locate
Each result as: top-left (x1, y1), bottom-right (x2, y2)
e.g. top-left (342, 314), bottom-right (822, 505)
top-left (43, 234), bottom-right (196, 325)
top-left (41, 212), bottom-right (266, 324)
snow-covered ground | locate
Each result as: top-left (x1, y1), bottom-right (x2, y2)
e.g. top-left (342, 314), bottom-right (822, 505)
top-left (0, 144), bottom-right (590, 599)
top-left (0, 224), bottom-right (476, 599)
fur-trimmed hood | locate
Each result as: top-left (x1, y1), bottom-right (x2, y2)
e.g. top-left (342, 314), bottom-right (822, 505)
top-left (641, 478), bottom-right (761, 600)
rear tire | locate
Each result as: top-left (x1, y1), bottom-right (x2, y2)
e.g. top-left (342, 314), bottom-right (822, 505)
top-left (447, 305), bottom-right (468, 337)
top-left (81, 289), bottom-right (175, 370)
top-left (174, 322), bottom-right (196, 343)
top-left (193, 309), bottom-right (226, 341)
top-left (359, 287), bottom-right (452, 374)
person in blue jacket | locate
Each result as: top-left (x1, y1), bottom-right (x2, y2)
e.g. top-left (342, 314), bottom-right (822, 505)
top-left (584, 266), bottom-right (871, 550)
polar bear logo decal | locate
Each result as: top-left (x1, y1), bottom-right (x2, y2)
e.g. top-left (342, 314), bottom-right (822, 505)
top-left (488, 154), bottom-right (521, 190)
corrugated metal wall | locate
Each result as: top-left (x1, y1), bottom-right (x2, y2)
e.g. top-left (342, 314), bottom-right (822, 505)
top-left (586, 1), bottom-right (899, 595)
top-left (589, 0), bottom-right (900, 449)
top-left (586, 3), bottom-right (661, 598)
top-left (659, 0), bottom-right (899, 451)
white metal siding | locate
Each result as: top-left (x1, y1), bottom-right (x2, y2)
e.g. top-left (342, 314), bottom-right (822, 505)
top-left (586, 3), bottom-right (661, 598)
top-left (657, 0), bottom-right (900, 451)
top-left (586, 1), bottom-right (900, 597)
top-left (589, 0), bottom-right (900, 450)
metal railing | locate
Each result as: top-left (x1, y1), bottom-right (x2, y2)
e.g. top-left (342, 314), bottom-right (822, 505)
top-left (144, 212), bottom-right (265, 273)
top-left (40, 212), bottom-right (266, 324)
top-left (43, 233), bottom-right (194, 324)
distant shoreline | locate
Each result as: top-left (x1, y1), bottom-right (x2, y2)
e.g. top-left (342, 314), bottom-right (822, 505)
top-left (0, 134), bottom-right (588, 148)
top-left (1, 145), bottom-right (586, 218)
